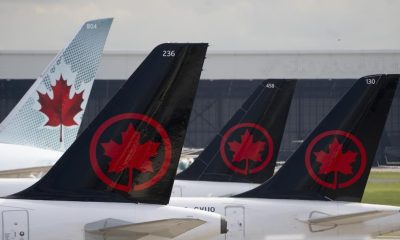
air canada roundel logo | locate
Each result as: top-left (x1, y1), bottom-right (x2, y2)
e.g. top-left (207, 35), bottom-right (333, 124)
top-left (305, 130), bottom-right (367, 189)
top-left (219, 123), bottom-right (274, 175)
top-left (89, 113), bottom-right (172, 193)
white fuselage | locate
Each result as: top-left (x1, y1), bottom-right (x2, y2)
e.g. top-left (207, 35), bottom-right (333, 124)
top-left (0, 198), bottom-right (223, 240)
top-left (1, 180), bottom-right (400, 240)
top-left (169, 197), bottom-right (400, 240)
top-left (171, 180), bottom-right (258, 197)
top-left (0, 143), bottom-right (61, 173)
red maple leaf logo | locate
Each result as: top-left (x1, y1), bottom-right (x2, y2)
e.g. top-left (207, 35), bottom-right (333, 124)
top-left (101, 124), bottom-right (160, 175)
top-left (227, 130), bottom-right (266, 172)
top-left (37, 75), bottom-right (84, 142)
top-left (314, 137), bottom-right (358, 175)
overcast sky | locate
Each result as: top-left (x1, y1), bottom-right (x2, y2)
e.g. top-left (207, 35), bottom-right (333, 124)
top-left (1, 0), bottom-right (400, 52)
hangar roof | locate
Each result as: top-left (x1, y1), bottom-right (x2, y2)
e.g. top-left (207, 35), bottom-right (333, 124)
top-left (1, 50), bottom-right (400, 80)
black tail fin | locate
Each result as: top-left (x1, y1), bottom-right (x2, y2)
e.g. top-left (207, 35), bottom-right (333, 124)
top-left (236, 75), bottom-right (399, 202)
top-left (9, 43), bottom-right (208, 205)
top-left (177, 80), bottom-right (296, 183)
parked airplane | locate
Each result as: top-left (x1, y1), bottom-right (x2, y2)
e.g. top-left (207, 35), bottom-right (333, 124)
top-left (173, 79), bottom-right (296, 197)
top-left (166, 74), bottom-right (400, 240)
top-left (0, 43), bottom-right (227, 240)
top-left (0, 18), bottom-right (112, 175)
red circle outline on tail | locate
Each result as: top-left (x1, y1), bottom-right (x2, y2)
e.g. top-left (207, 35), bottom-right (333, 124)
top-left (220, 123), bottom-right (274, 175)
top-left (305, 130), bottom-right (367, 189)
top-left (89, 113), bottom-right (172, 192)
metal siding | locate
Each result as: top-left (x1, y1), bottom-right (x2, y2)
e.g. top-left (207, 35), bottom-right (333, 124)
top-left (0, 79), bottom-right (398, 165)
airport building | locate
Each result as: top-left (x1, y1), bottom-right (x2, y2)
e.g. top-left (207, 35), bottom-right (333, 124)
top-left (1, 50), bottom-right (400, 165)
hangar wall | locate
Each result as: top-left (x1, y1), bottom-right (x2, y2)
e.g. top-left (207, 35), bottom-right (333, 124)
top-left (0, 51), bottom-right (400, 165)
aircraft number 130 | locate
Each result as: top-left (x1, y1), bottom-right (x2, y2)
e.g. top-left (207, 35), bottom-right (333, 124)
top-left (365, 78), bottom-right (376, 85)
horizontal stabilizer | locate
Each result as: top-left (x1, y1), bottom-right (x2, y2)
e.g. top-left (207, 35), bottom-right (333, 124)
top-left (298, 210), bottom-right (399, 226)
top-left (85, 218), bottom-right (205, 239)
top-left (0, 167), bottom-right (50, 178)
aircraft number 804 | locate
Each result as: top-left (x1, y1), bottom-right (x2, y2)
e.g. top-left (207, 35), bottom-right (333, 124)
top-left (86, 23), bottom-right (97, 29)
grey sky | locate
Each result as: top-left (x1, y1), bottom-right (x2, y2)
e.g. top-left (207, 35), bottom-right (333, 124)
top-left (1, 0), bottom-right (400, 51)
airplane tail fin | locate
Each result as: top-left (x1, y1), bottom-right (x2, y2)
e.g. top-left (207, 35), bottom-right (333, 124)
top-left (0, 18), bottom-right (112, 151)
top-left (8, 43), bottom-right (208, 205)
top-left (236, 75), bottom-right (399, 202)
top-left (177, 80), bottom-right (296, 183)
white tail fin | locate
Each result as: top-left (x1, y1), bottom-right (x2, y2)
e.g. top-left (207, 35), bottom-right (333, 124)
top-left (0, 18), bottom-right (112, 151)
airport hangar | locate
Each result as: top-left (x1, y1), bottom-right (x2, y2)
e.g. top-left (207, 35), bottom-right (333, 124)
top-left (1, 50), bottom-right (400, 165)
